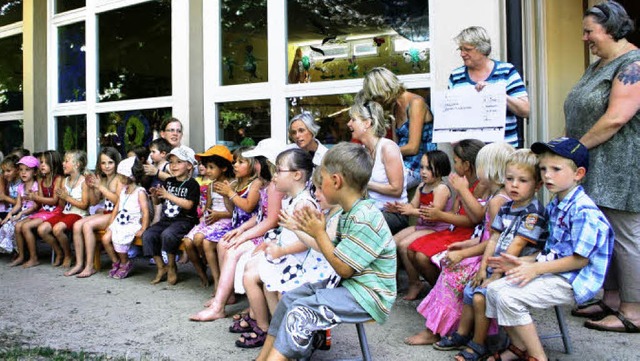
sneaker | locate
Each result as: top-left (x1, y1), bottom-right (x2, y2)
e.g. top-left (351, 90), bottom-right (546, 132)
top-left (108, 261), bottom-right (121, 278)
top-left (161, 250), bottom-right (169, 264)
top-left (114, 262), bottom-right (133, 279)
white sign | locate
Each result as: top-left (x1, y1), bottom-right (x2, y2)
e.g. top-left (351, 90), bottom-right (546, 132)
top-left (432, 84), bottom-right (507, 143)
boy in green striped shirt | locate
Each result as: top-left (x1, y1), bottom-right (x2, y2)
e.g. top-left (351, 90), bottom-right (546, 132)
top-left (256, 142), bottom-right (397, 361)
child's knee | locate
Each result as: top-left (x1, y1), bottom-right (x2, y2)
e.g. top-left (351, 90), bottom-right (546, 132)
top-left (472, 293), bottom-right (486, 308)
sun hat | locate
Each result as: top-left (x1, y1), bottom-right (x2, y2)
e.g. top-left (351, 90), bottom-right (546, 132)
top-left (168, 146), bottom-right (197, 165)
top-left (241, 138), bottom-right (286, 164)
top-left (117, 156), bottom-right (136, 178)
top-left (195, 145), bottom-right (233, 162)
top-left (531, 137), bottom-right (589, 171)
top-left (17, 155), bottom-right (40, 169)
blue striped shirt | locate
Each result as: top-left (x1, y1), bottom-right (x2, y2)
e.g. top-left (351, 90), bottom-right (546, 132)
top-left (448, 60), bottom-right (528, 147)
top-left (542, 186), bottom-right (614, 305)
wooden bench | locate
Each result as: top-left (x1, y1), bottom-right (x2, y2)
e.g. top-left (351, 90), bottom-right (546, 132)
top-left (93, 230), bottom-right (185, 271)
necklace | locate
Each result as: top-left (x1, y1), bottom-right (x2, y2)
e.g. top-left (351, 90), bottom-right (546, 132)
top-left (66, 174), bottom-right (81, 192)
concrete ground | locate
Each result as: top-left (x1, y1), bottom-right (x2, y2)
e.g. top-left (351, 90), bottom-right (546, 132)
top-left (0, 252), bottom-right (638, 361)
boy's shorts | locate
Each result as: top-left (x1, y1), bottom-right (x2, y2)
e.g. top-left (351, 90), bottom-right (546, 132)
top-left (463, 282), bottom-right (489, 305)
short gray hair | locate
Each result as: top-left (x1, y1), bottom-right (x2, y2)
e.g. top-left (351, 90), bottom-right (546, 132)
top-left (586, 1), bottom-right (635, 41)
top-left (454, 26), bottom-right (492, 56)
top-left (289, 111), bottom-right (320, 137)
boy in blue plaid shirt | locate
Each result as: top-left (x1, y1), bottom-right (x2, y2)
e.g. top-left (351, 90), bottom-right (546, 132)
top-left (484, 137), bottom-right (614, 361)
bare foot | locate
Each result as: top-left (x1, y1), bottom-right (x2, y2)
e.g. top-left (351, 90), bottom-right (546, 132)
top-left (64, 264), bottom-right (83, 277)
top-left (198, 274), bottom-right (210, 288)
top-left (167, 265), bottom-right (178, 285)
top-left (76, 268), bottom-right (97, 278)
top-left (8, 258), bottom-right (24, 267)
top-left (403, 281), bottom-right (426, 301)
top-left (22, 259), bottom-right (40, 268)
top-left (189, 307), bottom-right (226, 322)
top-left (52, 254), bottom-right (63, 267)
top-left (178, 251), bottom-right (189, 264)
top-left (227, 294), bottom-right (237, 305)
top-left (403, 329), bottom-right (439, 346)
top-left (61, 257), bottom-right (73, 268)
top-left (151, 267), bottom-right (167, 284)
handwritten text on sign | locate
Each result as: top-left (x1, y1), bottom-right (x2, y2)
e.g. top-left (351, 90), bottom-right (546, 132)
top-left (432, 84), bottom-right (507, 143)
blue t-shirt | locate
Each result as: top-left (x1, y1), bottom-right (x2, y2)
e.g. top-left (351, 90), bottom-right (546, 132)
top-left (491, 198), bottom-right (547, 257)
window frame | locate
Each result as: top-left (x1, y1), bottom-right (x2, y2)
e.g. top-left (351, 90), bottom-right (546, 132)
top-left (0, 6), bottom-right (24, 124)
top-left (203, 0), bottom-right (433, 149)
top-left (47, 0), bottom-right (187, 166)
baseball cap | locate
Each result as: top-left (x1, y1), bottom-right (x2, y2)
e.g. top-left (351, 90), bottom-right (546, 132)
top-left (168, 146), bottom-right (197, 165)
top-left (242, 138), bottom-right (286, 164)
top-left (117, 156), bottom-right (136, 178)
top-left (531, 137), bottom-right (589, 170)
top-left (17, 155), bottom-right (40, 169)
top-left (195, 145), bottom-right (233, 162)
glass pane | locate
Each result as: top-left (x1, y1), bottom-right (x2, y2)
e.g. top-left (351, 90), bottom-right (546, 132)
top-left (58, 22), bottom-right (86, 103)
top-left (220, 0), bottom-right (268, 85)
top-left (287, 1), bottom-right (430, 84)
top-left (0, 120), bottom-right (23, 155)
top-left (57, 115), bottom-right (87, 153)
top-left (98, 1), bottom-right (171, 102)
top-left (0, 34), bottom-right (23, 112)
top-left (55, 0), bottom-right (85, 14)
top-left (0, 0), bottom-right (22, 27)
top-left (218, 100), bottom-right (270, 149)
top-left (98, 108), bottom-right (172, 157)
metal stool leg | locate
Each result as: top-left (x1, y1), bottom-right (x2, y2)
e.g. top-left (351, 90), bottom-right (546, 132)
top-left (554, 306), bottom-right (572, 354)
top-left (356, 323), bottom-right (372, 361)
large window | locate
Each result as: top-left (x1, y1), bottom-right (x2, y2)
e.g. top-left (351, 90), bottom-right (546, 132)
top-left (50, 0), bottom-right (179, 165)
top-left (0, 0), bottom-right (23, 150)
top-left (204, 1), bottom-right (432, 149)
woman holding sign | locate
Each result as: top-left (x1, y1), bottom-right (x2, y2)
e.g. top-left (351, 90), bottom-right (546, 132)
top-left (449, 26), bottom-right (529, 147)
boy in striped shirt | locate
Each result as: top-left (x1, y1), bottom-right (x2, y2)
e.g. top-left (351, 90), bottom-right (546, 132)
top-left (256, 142), bottom-right (397, 361)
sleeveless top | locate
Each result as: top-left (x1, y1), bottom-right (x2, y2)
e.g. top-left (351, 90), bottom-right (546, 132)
top-left (368, 138), bottom-right (408, 209)
top-left (396, 103), bottom-right (436, 174)
top-left (415, 182), bottom-right (454, 232)
top-left (18, 181), bottom-right (39, 211)
top-left (231, 180), bottom-right (258, 228)
top-left (209, 185), bottom-right (227, 212)
top-left (565, 50), bottom-right (640, 212)
top-left (63, 176), bottom-right (88, 216)
top-left (40, 176), bottom-right (61, 212)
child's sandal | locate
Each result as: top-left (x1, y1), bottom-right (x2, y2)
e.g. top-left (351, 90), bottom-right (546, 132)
top-left (454, 341), bottom-right (486, 361)
top-left (487, 344), bottom-right (528, 361)
top-left (108, 261), bottom-right (120, 278)
top-left (113, 262), bottom-right (133, 279)
top-left (433, 332), bottom-right (470, 351)
top-left (235, 327), bottom-right (267, 348)
top-left (229, 314), bottom-right (257, 334)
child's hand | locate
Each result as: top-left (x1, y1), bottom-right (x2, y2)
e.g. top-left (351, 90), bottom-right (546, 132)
top-left (444, 250), bottom-right (463, 267)
top-left (265, 243), bottom-right (284, 260)
top-left (154, 185), bottom-right (168, 199)
top-left (293, 207), bottom-right (326, 239)
top-left (55, 188), bottom-right (69, 201)
top-left (213, 181), bottom-right (233, 198)
top-left (252, 241), bottom-right (268, 255)
top-left (487, 253), bottom-right (522, 274)
top-left (383, 201), bottom-right (399, 213)
top-left (471, 269), bottom-right (487, 287)
top-left (506, 262), bottom-right (539, 287)
top-left (221, 228), bottom-right (240, 242)
top-left (419, 205), bottom-right (441, 222)
top-left (447, 242), bottom-right (464, 251)
top-left (278, 210), bottom-right (299, 231)
top-left (448, 173), bottom-right (469, 193)
top-left (481, 273), bottom-right (501, 288)
top-left (135, 229), bottom-right (145, 238)
top-left (143, 164), bottom-right (158, 176)
top-left (397, 203), bottom-right (416, 216)
top-left (205, 211), bottom-right (219, 225)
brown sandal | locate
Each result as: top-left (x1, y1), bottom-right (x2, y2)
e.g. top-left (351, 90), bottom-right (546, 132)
top-left (487, 344), bottom-right (528, 361)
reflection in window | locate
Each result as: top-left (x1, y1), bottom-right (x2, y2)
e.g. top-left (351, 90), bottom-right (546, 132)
top-left (58, 22), bottom-right (86, 103)
top-left (0, 0), bottom-right (22, 27)
top-left (0, 34), bottom-right (23, 112)
top-left (0, 120), bottom-right (23, 155)
top-left (287, 0), bottom-right (429, 84)
top-left (55, 0), bottom-right (85, 14)
top-left (220, 0), bottom-right (267, 85)
top-left (98, 108), bottom-right (172, 157)
top-left (56, 115), bottom-right (87, 153)
top-left (98, 1), bottom-right (171, 102)
top-left (288, 94), bottom-right (356, 146)
top-left (217, 100), bottom-right (270, 148)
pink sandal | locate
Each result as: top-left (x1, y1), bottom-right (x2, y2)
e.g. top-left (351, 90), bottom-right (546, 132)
top-left (108, 261), bottom-right (120, 278)
top-left (114, 262), bottom-right (133, 279)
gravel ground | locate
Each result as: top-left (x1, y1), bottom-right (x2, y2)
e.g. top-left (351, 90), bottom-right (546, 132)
top-left (0, 251), bottom-right (638, 361)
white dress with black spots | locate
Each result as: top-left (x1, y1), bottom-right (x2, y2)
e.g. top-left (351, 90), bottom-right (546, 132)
top-left (109, 187), bottom-right (146, 249)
